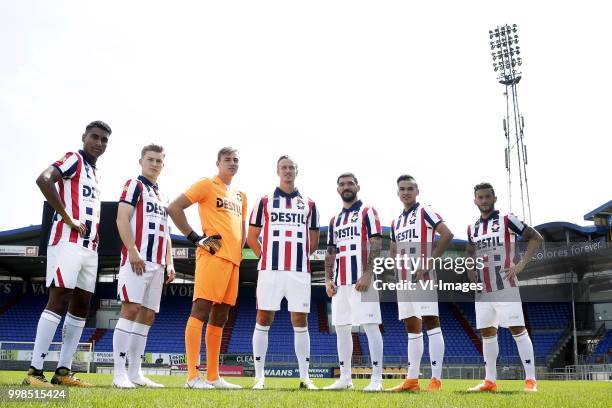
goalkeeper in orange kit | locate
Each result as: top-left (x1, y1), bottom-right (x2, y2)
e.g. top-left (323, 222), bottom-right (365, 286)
top-left (167, 147), bottom-right (247, 389)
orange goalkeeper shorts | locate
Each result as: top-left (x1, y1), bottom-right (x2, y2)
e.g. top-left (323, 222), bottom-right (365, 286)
top-left (193, 250), bottom-right (239, 305)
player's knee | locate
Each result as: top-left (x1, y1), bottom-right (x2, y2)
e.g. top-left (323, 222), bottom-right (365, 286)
top-left (209, 305), bottom-right (230, 327)
top-left (120, 302), bottom-right (141, 320)
top-left (138, 307), bottom-right (156, 326)
top-left (423, 316), bottom-right (440, 330)
top-left (480, 327), bottom-right (497, 337)
top-left (46, 288), bottom-right (72, 314)
top-left (191, 299), bottom-right (211, 321)
top-left (290, 313), bottom-right (308, 328)
top-left (404, 317), bottom-right (422, 334)
top-left (257, 311), bottom-right (275, 326)
top-left (68, 288), bottom-right (92, 317)
top-left (509, 326), bottom-right (526, 336)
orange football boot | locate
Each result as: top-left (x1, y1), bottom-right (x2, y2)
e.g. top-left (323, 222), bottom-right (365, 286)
top-left (426, 377), bottom-right (441, 391)
top-left (390, 378), bottom-right (420, 392)
top-left (524, 379), bottom-right (537, 392)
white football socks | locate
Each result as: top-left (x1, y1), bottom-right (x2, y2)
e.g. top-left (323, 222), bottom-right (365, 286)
top-left (407, 332), bottom-right (423, 379)
top-left (335, 325), bottom-right (353, 380)
top-left (31, 309), bottom-right (61, 370)
top-left (252, 323), bottom-right (270, 379)
top-left (362, 323), bottom-right (383, 381)
top-left (427, 327), bottom-right (445, 379)
top-left (293, 326), bottom-right (311, 380)
top-left (128, 322), bottom-right (150, 379)
top-left (113, 318), bottom-right (134, 377)
top-left (57, 312), bottom-right (86, 370)
top-left (482, 334), bottom-right (499, 382)
top-left (513, 330), bottom-right (536, 380)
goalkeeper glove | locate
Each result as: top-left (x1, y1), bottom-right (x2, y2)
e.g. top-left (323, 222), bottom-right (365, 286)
top-left (187, 231), bottom-right (222, 255)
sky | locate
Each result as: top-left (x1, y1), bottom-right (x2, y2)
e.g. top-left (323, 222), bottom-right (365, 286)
top-left (1, 0), bottom-right (610, 239)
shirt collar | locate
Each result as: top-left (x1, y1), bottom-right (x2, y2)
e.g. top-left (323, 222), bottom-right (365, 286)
top-left (479, 210), bottom-right (500, 222)
top-left (79, 149), bottom-right (96, 168)
top-left (403, 202), bottom-right (420, 216)
top-left (274, 187), bottom-right (300, 198)
top-left (212, 176), bottom-right (229, 189)
top-left (342, 200), bottom-right (363, 213)
top-left (138, 175), bottom-right (158, 190)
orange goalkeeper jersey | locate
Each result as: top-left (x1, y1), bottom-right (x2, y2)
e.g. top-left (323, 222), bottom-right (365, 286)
top-left (184, 176), bottom-right (247, 266)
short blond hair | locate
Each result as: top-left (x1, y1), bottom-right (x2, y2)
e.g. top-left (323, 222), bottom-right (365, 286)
top-left (141, 143), bottom-right (165, 158)
top-left (217, 146), bottom-right (238, 161)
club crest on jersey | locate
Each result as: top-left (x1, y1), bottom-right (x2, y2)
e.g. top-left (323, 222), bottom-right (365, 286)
top-left (491, 219), bottom-right (500, 232)
top-left (409, 211), bottom-right (417, 224)
top-left (350, 211), bottom-right (359, 223)
top-left (235, 192), bottom-right (243, 202)
top-left (296, 198), bottom-right (305, 210)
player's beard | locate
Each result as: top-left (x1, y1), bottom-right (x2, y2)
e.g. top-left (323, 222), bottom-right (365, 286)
top-left (479, 203), bottom-right (495, 214)
top-left (341, 190), bottom-right (357, 203)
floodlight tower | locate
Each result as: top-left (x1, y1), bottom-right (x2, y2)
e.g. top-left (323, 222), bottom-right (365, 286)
top-left (489, 24), bottom-right (532, 224)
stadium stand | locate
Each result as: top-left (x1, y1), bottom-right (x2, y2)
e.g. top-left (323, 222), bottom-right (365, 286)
top-left (590, 330), bottom-right (612, 362)
top-left (0, 286), bottom-right (571, 365)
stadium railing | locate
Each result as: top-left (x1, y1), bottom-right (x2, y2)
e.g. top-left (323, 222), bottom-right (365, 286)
top-left (0, 341), bottom-right (93, 373)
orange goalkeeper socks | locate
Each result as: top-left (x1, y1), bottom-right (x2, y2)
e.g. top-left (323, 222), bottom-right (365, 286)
top-left (185, 316), bottom-right (204, 381)
top-left (205, 324), bottom-right (223, 381)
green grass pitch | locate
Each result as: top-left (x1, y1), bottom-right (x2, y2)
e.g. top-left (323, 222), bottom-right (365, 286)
top-left (1, 371), bottom-right (611, 407)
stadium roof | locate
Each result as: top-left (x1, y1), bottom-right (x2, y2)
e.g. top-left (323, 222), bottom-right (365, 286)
top-left (584, 200), bottom-right (612, 221)
top-left (534, 221), bottom-right (608, 242)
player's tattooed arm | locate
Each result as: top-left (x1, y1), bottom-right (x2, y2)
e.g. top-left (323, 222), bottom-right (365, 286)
top-left (325, 246), bottom-right (337, 297)
top-left (505, 225), bottom-right (543, 280)
top-left (356, 236), bottom-right (382, 291)
top-left (36, 166), bottom-right (86, 237)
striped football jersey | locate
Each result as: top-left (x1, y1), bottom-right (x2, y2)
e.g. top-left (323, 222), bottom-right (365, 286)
top-left (250, 188), bottom-right (319, 272)
top-left (390, 202), bottom-right (443, 282)
top-left (467, 210), bottom-right (526, 293)
top-left (327, 200), bottom-right (382, 285)
top-left (48, 150), bottom-right (101, 251)
top-left (119, 175), bottom-right (169, 266)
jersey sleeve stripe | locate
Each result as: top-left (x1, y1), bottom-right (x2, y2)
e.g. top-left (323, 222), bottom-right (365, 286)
top-left (134, 181), bottom-right (145, 251)
top-left (507, 214), bottom-right (526, 235)
top-left (53, 152), bottom-right (79, 179)
top-left (371, 207), bottom-right (382, 234)
top-left (260, 196), bottom-right (270, 270)
top-left (250, 196), bottom-right (264, 227)
top-left (68, 155), bottom-right (83, 243)
top-left (423, 207), bottom-right (442, 229)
